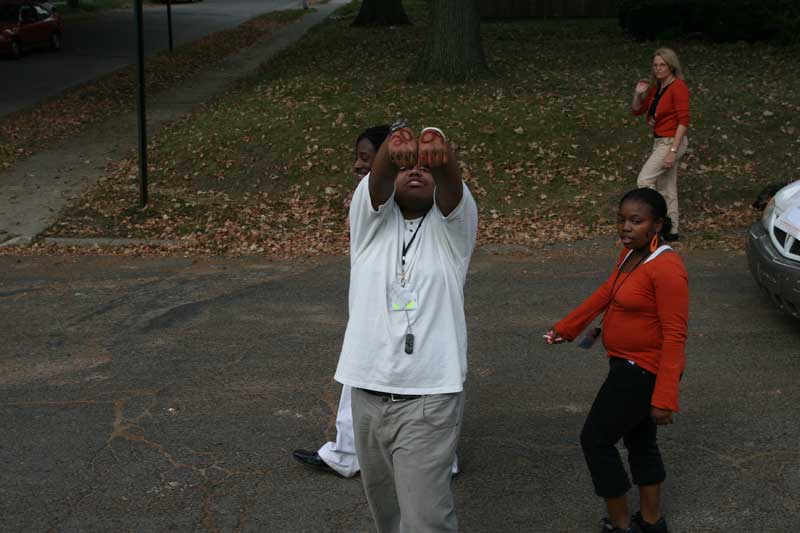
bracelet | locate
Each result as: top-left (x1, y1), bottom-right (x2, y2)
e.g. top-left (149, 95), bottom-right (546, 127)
top-left (389, 119), bottom-right (408, 133)
top-left (669, 147), bottom-right (678, 153)
top-left (421, 126), bottom-right (447, 144)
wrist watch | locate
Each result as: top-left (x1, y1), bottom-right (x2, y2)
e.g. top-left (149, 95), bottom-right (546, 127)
top-left (390, 119), bottom-right (408, 133)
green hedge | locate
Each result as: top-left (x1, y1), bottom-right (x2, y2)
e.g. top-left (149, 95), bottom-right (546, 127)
top-left (619, 0), bottom-right (800, 43)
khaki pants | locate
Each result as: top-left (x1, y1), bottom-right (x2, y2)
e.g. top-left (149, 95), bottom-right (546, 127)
top-left (351, 388), bottom-right (463, 533)
top-left (636, 136), bottom-right (688, 233)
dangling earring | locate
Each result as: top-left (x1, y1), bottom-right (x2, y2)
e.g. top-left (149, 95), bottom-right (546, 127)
top-left (650, 233), bottom-right (659, 252)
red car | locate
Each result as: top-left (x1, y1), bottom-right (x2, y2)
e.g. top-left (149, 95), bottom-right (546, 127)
top-left (0, 1), bottom-right (62, 59)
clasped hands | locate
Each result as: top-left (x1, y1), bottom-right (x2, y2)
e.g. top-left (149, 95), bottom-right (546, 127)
top-left (388, 127), bottom-right (449, 170)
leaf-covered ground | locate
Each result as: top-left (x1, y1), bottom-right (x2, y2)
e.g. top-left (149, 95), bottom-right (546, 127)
top-left (19, 1), bottom-right (800, 257)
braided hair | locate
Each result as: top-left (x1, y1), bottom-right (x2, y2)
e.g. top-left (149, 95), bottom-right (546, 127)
top-left (620, 188), bottom-right (674, 238)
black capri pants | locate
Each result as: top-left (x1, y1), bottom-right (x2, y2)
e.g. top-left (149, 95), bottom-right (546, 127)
top-left (580, 356), bottom-right (666, 498)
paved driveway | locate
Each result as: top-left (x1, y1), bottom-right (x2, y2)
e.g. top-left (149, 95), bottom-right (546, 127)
top-left (0, 0), bottom-right (303, 117)
top-left (1, 244), bottom-right (798, 531)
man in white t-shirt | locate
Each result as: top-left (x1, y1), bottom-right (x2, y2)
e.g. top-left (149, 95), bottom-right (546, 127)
top-left (335, 122), bottom-right (477, 532)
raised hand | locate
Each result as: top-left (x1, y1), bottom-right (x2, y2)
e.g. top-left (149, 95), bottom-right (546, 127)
top-left (418, 128), bottom-right (448, 169)
top-left (635, 79), bottom-right (650, 95)
top-left (388, 127), bottom-right (418, 169)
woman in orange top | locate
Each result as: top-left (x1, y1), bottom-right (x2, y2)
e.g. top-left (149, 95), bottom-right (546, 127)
top-left (632, 48), bottom-right (690, 242)
top-left (545, 188), bottom-right (688, 533)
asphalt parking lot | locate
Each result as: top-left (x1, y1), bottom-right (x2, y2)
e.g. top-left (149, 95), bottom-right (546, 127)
top-left (1, 243), bottom-right (798, 531)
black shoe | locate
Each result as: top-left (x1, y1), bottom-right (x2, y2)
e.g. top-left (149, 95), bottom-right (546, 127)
top-left (600, 517), bottom-right (640, 532)
top-left (292, 449), bottom-right (335, 473)
top-left (632, 512), bottom-right (668, 533)
top-left (662, 233), bottom-right (679, 242)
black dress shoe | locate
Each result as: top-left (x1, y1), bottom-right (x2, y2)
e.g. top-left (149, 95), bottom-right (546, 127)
top-left (292, 449), bottom-right (335, 473)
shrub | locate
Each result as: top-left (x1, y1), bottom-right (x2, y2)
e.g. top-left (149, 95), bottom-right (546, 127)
top-left (619, 0), bottom-right (800, 43)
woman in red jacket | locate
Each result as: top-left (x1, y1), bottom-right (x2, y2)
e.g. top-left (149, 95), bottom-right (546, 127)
top-left (632, 48), bottom-right (690, 242)
top-left (545, 188), bottom-right (688, 533)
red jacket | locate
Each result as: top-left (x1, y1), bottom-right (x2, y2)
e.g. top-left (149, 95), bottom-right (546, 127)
top-left (633, 78), bottom-right (691, 138)
top-left (554, 249), bottom-right (689, 412)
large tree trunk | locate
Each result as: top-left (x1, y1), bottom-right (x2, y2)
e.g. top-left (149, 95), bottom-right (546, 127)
top-left (352, 0), bottom-right (410, 27)
top-left (408, 0), bottom-right (490, 82)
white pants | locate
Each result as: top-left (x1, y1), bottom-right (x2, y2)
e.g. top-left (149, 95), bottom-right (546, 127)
top-left (318, 385), bottom-right (361, 477)
top-left (318, 385), bottom-right (460, 478)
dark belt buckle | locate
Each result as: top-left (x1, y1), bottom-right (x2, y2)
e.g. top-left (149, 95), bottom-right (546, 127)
top-left (390, 393), bottom-right (406, 402)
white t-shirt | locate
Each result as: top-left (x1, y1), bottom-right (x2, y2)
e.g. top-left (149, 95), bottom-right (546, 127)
top-left (334, 175), bottom-right (478, 395)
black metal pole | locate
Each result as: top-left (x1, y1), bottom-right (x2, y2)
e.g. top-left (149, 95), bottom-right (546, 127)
top-left (135, 0), bottom-right (148, 207)
top-left (167, 0), bottom-right (173, 52)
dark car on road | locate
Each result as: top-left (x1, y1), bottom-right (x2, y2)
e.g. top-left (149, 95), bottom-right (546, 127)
top-left (0, 1), bottom-right (62, 59)
top-left (747, 180), bottom-right (800, 319)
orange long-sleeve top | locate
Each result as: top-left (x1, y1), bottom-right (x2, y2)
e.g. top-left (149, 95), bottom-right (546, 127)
top-left (632, 78), bottom-right (691, 138)
top-left (554, 250), bottom-right (689, 412)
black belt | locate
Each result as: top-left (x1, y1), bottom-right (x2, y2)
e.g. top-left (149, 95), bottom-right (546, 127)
top-left (609, 356), bottom-right (655, 376)
top-left (362, 389), bottom-right (422, 402)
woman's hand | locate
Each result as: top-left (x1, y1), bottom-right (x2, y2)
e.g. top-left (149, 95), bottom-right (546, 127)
top-left (662, 150), bottom-right (677, 169)
top-left (543, 329), bottom-right (567, 345)
top-left (634, 79), bottom-right (649, 96)
top-left (651, 407), bottom-right (673, 425)
top-left (388, 127), bottom-right (418, 169)
top-left (418, 128), bottom-right (449, 169)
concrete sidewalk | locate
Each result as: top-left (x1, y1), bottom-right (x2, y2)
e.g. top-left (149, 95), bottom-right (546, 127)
top-left (0, 1), bottom-right (347, 247)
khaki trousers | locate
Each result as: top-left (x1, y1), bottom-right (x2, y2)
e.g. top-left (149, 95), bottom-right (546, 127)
top-left (351, 388), bottom-right (463, 533)
top-left (636, 136), bottom-right (688, 233)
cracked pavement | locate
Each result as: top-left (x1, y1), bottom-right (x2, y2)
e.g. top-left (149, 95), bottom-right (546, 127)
top-left (0, 244), bottom-right (798, 531)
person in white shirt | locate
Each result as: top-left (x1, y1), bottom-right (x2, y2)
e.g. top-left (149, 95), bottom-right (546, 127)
top-left (292, 125), bottom-right (460, 478)
top-left (292, 125), bottom-right (392, 478)
top-left (335, 122), bottom-right (477, 532)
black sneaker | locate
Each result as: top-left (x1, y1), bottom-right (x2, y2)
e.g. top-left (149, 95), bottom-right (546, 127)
top-left (632, 511), bottom-right (668, 533)
top-left (600, 517), bottom-right (640, 532)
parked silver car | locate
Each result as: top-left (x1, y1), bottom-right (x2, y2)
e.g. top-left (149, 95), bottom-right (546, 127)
top-left (747, 180), bottom-right (800, 319)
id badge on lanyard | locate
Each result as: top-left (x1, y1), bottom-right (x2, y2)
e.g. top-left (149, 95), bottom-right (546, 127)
top-left (389, 281), bottom-right (418, 312)
top-left (389, 280), bottom-right (419, 354)
top-left (392, 213), bottom-right (425, 353)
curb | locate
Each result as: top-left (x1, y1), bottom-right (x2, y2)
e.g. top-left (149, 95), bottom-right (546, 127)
top-left (0, 236), bottom-right (32, 248)
top-left (0, 236), bottom-right (182, 248)
top-left (42, 237), bottom-right (182, 247)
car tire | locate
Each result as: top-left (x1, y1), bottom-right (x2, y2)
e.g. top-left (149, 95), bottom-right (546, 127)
top-left (10, 39), bottom-right (22, 59)
top-left (50, 32), bottom-right (62, 52)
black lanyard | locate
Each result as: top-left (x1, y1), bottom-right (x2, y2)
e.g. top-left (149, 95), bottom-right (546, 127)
top-left (603, 251), bottom-right (648, 323)
top-left (401, 212), bottom-right (426, 270)
top-left (649, 80), bottom-right (673, 121)
top-left (579, 251), bottom-right (649, 349)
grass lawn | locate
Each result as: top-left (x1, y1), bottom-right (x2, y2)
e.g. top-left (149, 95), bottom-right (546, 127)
top-left (40, 0), bottom-right (800, 256)
top-left (0, 8), bottom-right (311, 172)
